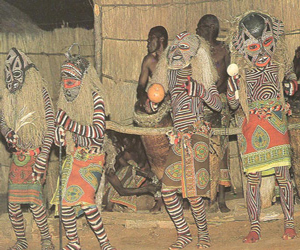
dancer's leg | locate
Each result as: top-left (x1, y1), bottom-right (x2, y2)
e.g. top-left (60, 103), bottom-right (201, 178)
top-left (61, 206), bottom-right (81, 250)
top-left (275, 166), bottom-right (296, 240)
top-left (30, 204), bottom-right (54, 249)
top-left (8, 203), bottom-right (28, 250)
top-left (162, 190), bottom-right (192, 250)
top-left (188, 196), bottom-right (210, 248)
top-left (243, 172), bottom-right (262, 243)
top-left (82, 205), bottom-right (116, 250)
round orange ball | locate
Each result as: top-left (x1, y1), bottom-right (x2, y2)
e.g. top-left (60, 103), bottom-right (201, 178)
top-left (147, 83), bottom-right (165, 103)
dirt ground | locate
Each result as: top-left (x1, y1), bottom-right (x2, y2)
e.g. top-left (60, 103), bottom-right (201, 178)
top-left (1, 194), bottom-right (300, 250)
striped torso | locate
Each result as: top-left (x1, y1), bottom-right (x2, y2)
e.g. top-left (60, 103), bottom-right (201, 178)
top-left (169, 67), bottom-right (204, 131)
top-left (245, 63), bottom-right (280, 104)
top-left (168, 66), bottom-right (221, 131)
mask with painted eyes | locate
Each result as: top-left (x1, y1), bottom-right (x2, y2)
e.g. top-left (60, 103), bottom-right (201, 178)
top-left (233, 12), bottom-right (284, 68)
top-left (167, 32), bottom-right (200, 69)
top-left (61, 49), bottom-right (89, 102)
top-left (4, 48), bottom-right (35, 93)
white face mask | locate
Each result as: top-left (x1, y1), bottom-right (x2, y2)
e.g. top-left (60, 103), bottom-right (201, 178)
top-left (167, 32), bottom-right (200, 70)
top-left (5, 48), bottom-right (33, 93)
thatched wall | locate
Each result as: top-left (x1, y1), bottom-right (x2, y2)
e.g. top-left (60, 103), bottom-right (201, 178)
top-left (0, 28), bottom-right (94, 194)
top-left (1, 0), bottom-right (299, 126)
top-left (99, 0), bottom-right (300, 123)
top-left (0, 28), bottom-right (94, 103)
top-left (0, 0), bottom-right (299, 196)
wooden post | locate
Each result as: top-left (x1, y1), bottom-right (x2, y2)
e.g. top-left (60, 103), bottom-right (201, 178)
top-left (93, 1), bottom-right (103, 81)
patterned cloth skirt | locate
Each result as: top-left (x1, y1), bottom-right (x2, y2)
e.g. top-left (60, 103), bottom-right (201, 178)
top-left (162, 128), bottom-right (211, 199)
top-left (239, 99), bottom-right (291, 175)
top-left (51, 147), bottom-right (105, 215)
top-left (8, 149), bottom-right (44, 206)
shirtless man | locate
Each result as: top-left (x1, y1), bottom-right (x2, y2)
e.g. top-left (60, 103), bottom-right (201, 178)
top-left (293, 46), bottom-right (300, 80)
top-left (104, 133), bottom-right (161, 212)
top-left (197, 14), bottom-right (231, 213)
top-left (136, 26), bottom-right (168, 112)
top-left (134, 26), bottom-right (170, 213)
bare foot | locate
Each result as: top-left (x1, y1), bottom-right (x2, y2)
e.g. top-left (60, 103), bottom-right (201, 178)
top-left (282, 228), bottom-right (296, 240)
top-left (243, 231), bottom-right (260, 243)
top-left (150, 198), bottom-right (163, 213)
top-left (218, 202), bottom-right (231, 213)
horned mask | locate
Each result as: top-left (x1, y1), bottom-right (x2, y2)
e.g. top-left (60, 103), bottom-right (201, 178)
top-left (61, 44), bottom-right (89, 102)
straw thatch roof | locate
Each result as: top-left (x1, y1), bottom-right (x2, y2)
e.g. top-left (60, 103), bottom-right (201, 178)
top-left (0, 0), bottom-right (41, 33)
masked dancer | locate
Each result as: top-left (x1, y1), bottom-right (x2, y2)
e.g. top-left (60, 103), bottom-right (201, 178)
top-left (0, 48), bottom-right (55, 250)
top-left (227, 11), bottom-right (297, 243)
top-left (50, 45), bottom-right (116, 250)
top-left (146, 32), bottom-right (221, 249)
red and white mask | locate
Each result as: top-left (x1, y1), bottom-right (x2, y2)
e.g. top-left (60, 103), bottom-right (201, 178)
top-left (233, 12), bottom-right (284, 69)
top-left (61, 55), bottom-right (89, 102)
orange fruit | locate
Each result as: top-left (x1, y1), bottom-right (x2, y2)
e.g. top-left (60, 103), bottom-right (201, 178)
top-left (147, 83), bottom-right (165, 103)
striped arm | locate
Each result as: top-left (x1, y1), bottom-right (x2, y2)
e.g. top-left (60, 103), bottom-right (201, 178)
top-left (67, 92), bottom-right (105, 139)
top-left (34, 87), bottom-right (55, 174)
top-left (202, 84), bottom-right (222, 112)
top-left (227, 79), bottom-right (240, 110)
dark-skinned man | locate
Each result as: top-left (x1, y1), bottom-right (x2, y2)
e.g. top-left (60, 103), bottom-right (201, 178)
top-left (196, 14), bottom-right (232, 213)
top-left (134, 26), bottom-right (172, 213)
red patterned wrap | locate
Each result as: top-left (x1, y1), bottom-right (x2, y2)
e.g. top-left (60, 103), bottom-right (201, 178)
top-left (8, 149), bottom-right (44, 206)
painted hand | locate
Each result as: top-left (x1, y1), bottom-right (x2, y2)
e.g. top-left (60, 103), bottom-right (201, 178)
top-left (284, 80), bottom-right (298, 96)
top-left (144, 99), bottom-right (159, 113)
top-left (5, 129), bottom-right (18, 150)
top-left (55, 126), bottom-right (66, 146)
top-left (183, 76), bottom-right (204, 97)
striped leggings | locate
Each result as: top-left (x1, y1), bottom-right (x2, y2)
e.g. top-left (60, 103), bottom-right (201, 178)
top-left (246, 166), bottom-right (294, 236)
top-left (8, 203), bottom-right (52, 249)
top-left (61, 205), bottom-right (115, 250)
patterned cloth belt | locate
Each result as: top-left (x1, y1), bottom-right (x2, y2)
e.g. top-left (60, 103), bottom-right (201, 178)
top-left (75, 146), bottom-right (103, 156)
top-left (167, 120), bottom-right (211, 146)
top-left (15, 147), bottom-right (41, 156)
top-left (249, 103), bottom-right (291, 119)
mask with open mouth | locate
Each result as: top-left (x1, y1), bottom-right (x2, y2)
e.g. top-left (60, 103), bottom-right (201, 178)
top-left (167, 32), bottom-right (200, 70)
top-left (233, 12), bottom-right (283, 69)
